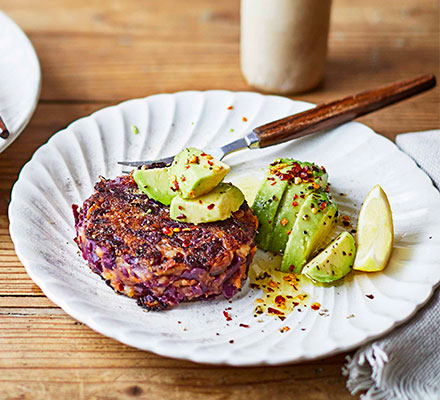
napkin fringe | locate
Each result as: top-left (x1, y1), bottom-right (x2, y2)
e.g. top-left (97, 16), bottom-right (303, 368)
top-left (344, 344), bottom-right (393, 400)
top-left (344, 344), bottom-right (439, 400)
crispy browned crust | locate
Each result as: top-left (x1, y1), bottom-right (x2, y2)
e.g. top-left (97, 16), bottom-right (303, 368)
top-left (73, 174), bottom-right (258, 310)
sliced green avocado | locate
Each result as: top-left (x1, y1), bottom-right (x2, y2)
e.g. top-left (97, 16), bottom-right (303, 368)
top-left (133, 168), bottom-right (176, 206)
top-left (252, 159), bottom-right (328, 251)
top-left (169, 183), bottom-right (245, 224)
top-left (252, 159), bottom-right (295, 250)
top-left (303, 232), bottom-right (356, 283)
top-left (281, 190), bottom-right (338, 273)
top-left (269, 163), bottom-right (328, 254)
top-left (168, 147), bottom-right (230, 199)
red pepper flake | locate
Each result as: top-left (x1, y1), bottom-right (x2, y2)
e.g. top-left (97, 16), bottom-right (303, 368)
top-left (223, 311), bottom-right (232, 321)
top-left (239, 323), bottom-right (249, 328)
top-left (176, 214), bottom-right (186, 220)
top-left (341, 215), bottom-right (351, 227)
top-left (181, 176), bottom-right (186, 182)
top-left (279, 326), bottom-right (290, 333)
top-left (270, 181), bottom-right (277, 186)
top-left (282, 274), bottom-right (296, 282)
top-left (185, 165), bottom-right (190, 169)
top-left (254, 306), bottom-right (263, 315)
top-left (267, 307), bottom-right (284, 316)
top-left (287, 229), bottom-right (292, 235)
top-left (177, 321), bottom-right (181, 324)
top-left (280, 218), bottom-right (288, 226)
top-left (320, 201), bottom-right (327, 210)
top-left (292, 201), bottom-right (298, 207)
top-left (242, 116), bottom-right (248, 122)
top-left (178, 205), bottom-right (183, 210)
top-left (169, 175), bottom-right (179, 191)
top-left (229, 340), bottom-right (234, 344)
top-left (366, 294), bottom-right (374, 299)
top-left (294, 194), bottom-right (299, 200)
top-left (188, 155), bottom-right (199, 164)
top-left (162, 227), bottom-right (173, 235)
top-left (274, 295), bottom-right (286, 309)
top-left (207, 203), bottom-right (215, 210)
top-left (227, 105), bottom-right (233, 110)
top-left (311, 302), bottom-right (321, 311)
top-left (207, 160), bottom-right (214, 166)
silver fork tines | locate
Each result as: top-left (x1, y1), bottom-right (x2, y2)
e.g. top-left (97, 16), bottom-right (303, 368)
top-left (118, 155), bottom-right (176, 167)
top-left (117, 132), bottom-right (259, 169)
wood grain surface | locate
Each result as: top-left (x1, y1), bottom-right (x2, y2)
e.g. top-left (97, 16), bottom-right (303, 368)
top-left (0, 0), bottom-right (438, 399)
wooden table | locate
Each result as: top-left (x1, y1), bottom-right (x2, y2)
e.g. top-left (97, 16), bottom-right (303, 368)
top-left (0, 1), bottom-right (438, 399)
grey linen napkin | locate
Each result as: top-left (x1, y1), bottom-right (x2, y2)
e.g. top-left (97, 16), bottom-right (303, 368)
top-left (343, 130), bottom-right (440, 400)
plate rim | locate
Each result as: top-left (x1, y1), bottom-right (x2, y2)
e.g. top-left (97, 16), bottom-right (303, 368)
top-left (9, 90), bottom-right (440, 366)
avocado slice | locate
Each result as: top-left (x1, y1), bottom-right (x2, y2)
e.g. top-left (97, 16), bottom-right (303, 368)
top-left (252, 159), bottom-right (328, 251)
top-left (302, 232), bottom-right (356, 283)
top-left (269, 163), bottom-right (328, 253)
top-left (169, 183), bottom-right (245, 224)
top-left (281, 190), bottom-right (338, 273)
top-left (168, 148), bottom-right (230, 199)
top-left (133, 168), bottom-right (176, 206)
top-left (252, 159), bottom-right (295, 250)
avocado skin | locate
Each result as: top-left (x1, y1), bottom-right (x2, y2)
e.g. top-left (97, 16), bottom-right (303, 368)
top-left (269, 162), bottom-right (328, 254)
top-left (168, 148), bottom-right (230, 199)
top-left (303, 232), bottom-right (356, 283)
top-left (281, 190), bottom-right (337, 273)
top-left (133, 168), bottom-right (176, 206)
top-left (169, 183), bottom-right (245, 224)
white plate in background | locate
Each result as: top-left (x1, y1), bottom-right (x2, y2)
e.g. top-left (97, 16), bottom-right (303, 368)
top-left (9, 91), bottom-right (440, 365)
top-left (0, 11), bottom-right (41, 153)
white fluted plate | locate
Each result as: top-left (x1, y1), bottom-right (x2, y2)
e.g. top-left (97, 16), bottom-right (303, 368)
top-left (9, 91), bottom-right (440, 366)
top-left (0, 11), bottom-right (41, 153)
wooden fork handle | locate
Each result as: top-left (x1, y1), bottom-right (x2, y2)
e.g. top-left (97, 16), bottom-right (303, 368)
top-left (253, 73), bottom-right (436, 148)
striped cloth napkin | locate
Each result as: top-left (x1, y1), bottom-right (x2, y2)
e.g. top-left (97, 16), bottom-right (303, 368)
top-left (344, 129), bottom-right (440, 400)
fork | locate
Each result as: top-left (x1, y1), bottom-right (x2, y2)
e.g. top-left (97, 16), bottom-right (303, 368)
top-left (118, 74), bottom-right (436, 168)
